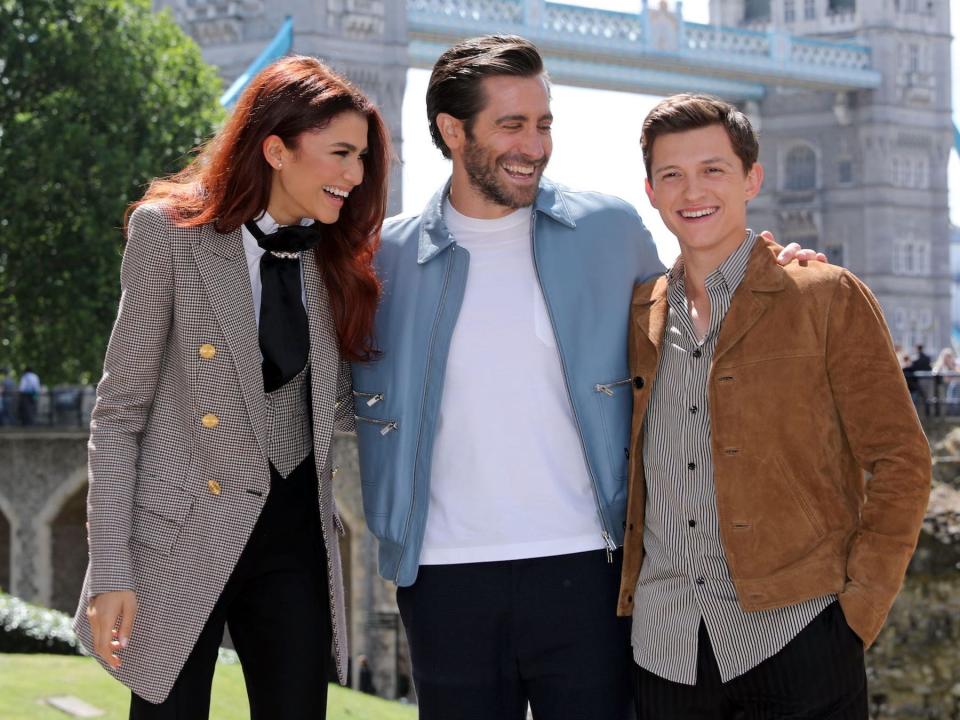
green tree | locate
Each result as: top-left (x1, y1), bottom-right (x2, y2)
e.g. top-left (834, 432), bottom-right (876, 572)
top-left (0, 0), bottom-right (223, 384)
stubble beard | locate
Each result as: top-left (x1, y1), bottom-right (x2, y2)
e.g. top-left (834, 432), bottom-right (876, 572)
top-left (462, 136), bottom-right (546, 210)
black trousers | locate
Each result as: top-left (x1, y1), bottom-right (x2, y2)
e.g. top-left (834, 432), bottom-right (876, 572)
top-left (635, 602), bottom-right (867, 720)
top-left (397, 549), bottom-right (634, 720)
top-left (130, 456), bottom-right (332, 720)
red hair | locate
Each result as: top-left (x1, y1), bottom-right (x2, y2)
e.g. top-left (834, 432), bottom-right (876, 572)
top-left (129, 55), bottom-right (390, 361)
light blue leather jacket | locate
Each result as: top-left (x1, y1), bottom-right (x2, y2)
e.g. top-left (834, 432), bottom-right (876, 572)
top-left (351, 177), bottom-right (665, 586)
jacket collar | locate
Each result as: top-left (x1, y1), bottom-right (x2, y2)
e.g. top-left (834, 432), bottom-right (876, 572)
top-left (633, 233), bottom-right (786, 356)
top-left (417, 175), bottom-right (577, 264)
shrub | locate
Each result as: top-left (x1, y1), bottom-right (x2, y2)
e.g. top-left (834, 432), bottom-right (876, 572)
top-left (0, 592), bottom-right (81, 654)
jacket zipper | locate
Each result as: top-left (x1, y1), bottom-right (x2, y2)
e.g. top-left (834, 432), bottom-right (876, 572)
top-left (396, 245), bottom-right (458, 582)
top-left (594, 378), bottom-right (632, 397)
top-left (530, 217), bottom-right (616, 563)
top-left (353, 390), bottom-right (384, 407)
top-left (354, 414), bottom-right (398, 436)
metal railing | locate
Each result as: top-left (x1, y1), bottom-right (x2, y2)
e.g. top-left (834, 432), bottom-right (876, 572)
top-left (0, 387), bottom-right (95, 429)
top-left (904, 371), bottom-right (960, 417)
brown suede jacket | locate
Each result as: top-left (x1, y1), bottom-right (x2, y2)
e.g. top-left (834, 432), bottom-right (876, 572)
top-left (617, 236), bottom-right (931, 648)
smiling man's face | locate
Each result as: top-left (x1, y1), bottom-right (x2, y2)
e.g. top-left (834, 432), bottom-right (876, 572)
top-left (457, 74), bottom-right (553, 213)
top-left (645, 123), bottom-right (763, 258)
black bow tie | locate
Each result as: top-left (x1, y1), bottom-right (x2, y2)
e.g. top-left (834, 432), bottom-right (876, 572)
top-left (245, 220), bottom-right (323, 255)
top-left (244, 220), bottom-right (323, 392)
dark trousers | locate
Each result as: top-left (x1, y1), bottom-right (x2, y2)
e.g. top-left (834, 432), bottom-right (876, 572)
top-left (397, 548), bottom-right (634, 720)
top-left (130, 456), bottom-right (332, 720)
top-left (635, 602), bottom-right (867, 720)
top-left (17, 393), bottom-right (36, 426)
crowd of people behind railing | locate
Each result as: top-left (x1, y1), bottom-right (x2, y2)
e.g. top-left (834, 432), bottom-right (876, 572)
top-left (897, 344), bottom-right (960, 416)
top-left (0, 367), bottom-right (94, 427)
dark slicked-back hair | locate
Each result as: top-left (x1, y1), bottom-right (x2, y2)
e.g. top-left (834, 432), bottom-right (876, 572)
top-left (426, 35), bottom-right (546, 158)
top-left (641, 94), bottom-right (759, 179)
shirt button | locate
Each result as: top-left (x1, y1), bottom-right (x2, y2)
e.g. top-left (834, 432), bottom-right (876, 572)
top-left (207, 479), bottom-right (222, 496)
top-left (689, 405), bottom-right (698, 414)
top-left (201, 413), bottom-right (219, 429)
top-left (689, 519), bottom-right (697, 527)
top-left (692, 348), bottom-right (703, 358)
top-left (633, 376), bottom-right (645, 389)
top-left (687, 462), bottom-right (696, 471)
top-left (198, 343), bottom-right (217, 360)
top-left (696, 577), bottom-right (705, 586)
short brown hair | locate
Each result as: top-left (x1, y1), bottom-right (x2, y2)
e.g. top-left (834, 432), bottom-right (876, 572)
top-left (641, 94), bottom-right (758, 179)
top-left (426, 35), bottom-right (547, 159)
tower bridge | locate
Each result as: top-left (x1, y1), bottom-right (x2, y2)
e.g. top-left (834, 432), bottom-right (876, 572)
top-left (406, 0), bottom-right (881, 99)
top-left (164, 0), bottom-right (951, 356)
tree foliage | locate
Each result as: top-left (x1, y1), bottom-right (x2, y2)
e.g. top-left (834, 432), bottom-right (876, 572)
top-left (0, 0), bottom-right (223, 383)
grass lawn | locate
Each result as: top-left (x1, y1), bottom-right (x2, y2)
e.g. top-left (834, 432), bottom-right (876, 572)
top-left (0, 654), bottom-right (417, 719)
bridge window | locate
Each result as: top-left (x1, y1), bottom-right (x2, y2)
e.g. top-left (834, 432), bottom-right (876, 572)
top-left (804, 0), bottom-right (816, 19)
top-left (828, 0), bottom-right (855, 12)
top-left (784, 0), bottom-right (796, 22)
top-left (891, 155), bottom-right (929, 189)
top-left (837, 158), bottom-right (853, 185)
top-left (909, 44), bottom-right (920, 73)
top-left (785, 145), bottom-right (817, 191)
top-left (894, 240), bottom-right (931, 276)
top-left (743, 0), bottom-right (771, 21)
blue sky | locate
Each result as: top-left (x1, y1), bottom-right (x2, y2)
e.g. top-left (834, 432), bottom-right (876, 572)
top-left (400, 0), bottom-right (959, 265)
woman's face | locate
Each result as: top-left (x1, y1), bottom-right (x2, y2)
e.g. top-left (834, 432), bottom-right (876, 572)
top-left (265, 110), bottom-right (369, 225)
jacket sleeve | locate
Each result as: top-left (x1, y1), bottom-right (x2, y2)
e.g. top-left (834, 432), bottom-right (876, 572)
top-left (826, 270), bottom-right (931, 646)
top-left (629, 207), bottom-right (667, 284)
top-left (86, 204), bottom-right (175, 596)
top-left (334, 358), bottom-right (356, 433)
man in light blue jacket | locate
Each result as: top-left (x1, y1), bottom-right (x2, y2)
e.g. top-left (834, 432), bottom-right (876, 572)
top-left (351, 35), bottom-right (809, 720)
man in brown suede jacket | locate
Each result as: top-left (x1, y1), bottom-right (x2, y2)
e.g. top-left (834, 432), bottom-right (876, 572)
top-left (619, 94), bottom-right (931, 719)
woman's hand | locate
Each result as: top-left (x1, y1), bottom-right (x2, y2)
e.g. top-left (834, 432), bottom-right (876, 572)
top-left (87, 590), bottom-right (138, 669)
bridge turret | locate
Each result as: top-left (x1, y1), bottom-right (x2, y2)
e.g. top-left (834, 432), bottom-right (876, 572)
top-left (732, 0), bottom-right (954, 351)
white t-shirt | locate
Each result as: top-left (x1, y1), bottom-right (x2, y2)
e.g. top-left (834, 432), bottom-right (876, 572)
top-left (419, 200), bottom-right (605, 565)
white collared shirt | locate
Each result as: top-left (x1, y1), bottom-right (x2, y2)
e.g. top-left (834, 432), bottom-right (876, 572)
top-left (239, 211), bottom-right (312, 327)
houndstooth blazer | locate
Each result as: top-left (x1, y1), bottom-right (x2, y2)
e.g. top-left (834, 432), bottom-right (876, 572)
top-left (72, 203), bottom-right (356, 704)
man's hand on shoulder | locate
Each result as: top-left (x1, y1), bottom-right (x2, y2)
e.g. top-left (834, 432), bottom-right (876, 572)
top-left (765, 231), bottom-right (828, 265)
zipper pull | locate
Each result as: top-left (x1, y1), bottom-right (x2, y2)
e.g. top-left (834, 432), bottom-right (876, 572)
top-left (380, 421), bottom-right (397, 436)
top-left (366, 393), bottom-right (383, 407)
top-left (594, 383), bottom-right (614, 397)
top-left (602, 531), bottom-right (617, 563)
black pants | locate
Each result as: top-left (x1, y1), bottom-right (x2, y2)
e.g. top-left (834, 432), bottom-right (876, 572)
top-left (130, 456), bottom-right (332, 720)
top-left (397, 549), bottom-right (634, 720)
top-left (635, 602), bottom-right (867, 720)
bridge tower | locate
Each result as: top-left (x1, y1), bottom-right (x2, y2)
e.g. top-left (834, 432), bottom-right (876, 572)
top-left (712, 0), bottom-right (954, 352)
top-left (152, 1), bottom-right (408, 215)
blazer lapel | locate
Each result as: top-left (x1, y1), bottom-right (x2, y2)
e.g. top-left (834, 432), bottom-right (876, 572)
top-left (302, 251), bottom-right (339, 471)
top-left (192, 225), bottom-right (269, 461)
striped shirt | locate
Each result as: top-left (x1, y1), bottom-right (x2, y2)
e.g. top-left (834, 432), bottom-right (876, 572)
top-left (631, 230), bottom-right (834, 685)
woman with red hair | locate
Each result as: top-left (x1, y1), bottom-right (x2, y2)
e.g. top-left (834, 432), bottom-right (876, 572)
top-left (73, 56), bottom-right (390, 719)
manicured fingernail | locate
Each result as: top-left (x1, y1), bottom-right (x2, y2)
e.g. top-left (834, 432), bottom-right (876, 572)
top-left (120, 637), bottom-right (128, 648)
